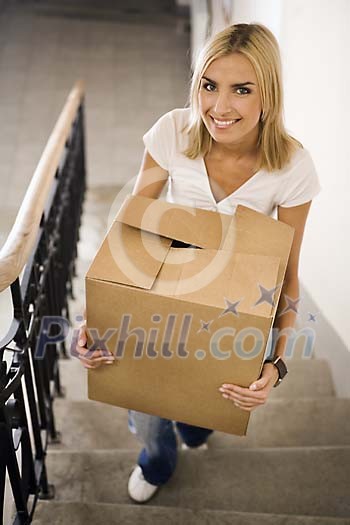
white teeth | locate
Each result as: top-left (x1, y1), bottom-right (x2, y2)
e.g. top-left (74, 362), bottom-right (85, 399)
top-left (212, 118), bottom-right (239, 126)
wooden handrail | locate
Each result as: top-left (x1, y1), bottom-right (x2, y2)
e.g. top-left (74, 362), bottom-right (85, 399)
top-left (0, 80), bottom-right (85, 293)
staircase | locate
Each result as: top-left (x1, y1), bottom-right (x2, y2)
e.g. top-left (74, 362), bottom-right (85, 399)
top-left (32, 188), bottom-right (350, 525)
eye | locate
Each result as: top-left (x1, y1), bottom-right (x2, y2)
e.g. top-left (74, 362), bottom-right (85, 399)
top-left (236, 86), bottom-right (251, 95)
top-left (201, 82), bottom-right (216, 92)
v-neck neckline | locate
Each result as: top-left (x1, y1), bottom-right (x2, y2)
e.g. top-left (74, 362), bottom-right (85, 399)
top-left (200, 156), bottom-right (262, 205)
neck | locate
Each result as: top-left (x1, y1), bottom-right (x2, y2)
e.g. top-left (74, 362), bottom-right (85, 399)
top-left (210, 127), bottom-right (260, 160)
top-left (211, 142), bottom-right (257, 160)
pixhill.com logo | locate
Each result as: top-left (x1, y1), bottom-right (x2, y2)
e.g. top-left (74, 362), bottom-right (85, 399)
top-left (35, 312), bottom-right (317, 362)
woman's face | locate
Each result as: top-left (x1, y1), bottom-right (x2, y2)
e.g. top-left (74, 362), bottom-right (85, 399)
top-left (198, 52), bottom-right (262, 151)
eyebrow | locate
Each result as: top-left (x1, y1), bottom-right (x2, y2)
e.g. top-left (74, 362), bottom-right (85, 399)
top-left (201, 76), bottom-right (255, 87)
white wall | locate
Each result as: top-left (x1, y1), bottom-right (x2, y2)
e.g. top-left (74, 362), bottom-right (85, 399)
top-left (230, 0), bottom-right (281, 40)
top-left (190, 0), bottom-right (350, 393)
top-left (209, 0), bottom-right (233, 36)
top-left (190, 0), bottom-right (210, 68)
top-left (279, 0), bottom-right (350, 357)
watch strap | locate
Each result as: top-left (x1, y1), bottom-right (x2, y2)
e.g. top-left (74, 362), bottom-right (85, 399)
top-left (264, 356), bottom-right (288, 387)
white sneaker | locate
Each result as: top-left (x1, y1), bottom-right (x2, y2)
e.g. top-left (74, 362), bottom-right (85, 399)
top-left (127, 465), bottom-right (159, 503)
top-left (181, 442), bottom-right (208, 451)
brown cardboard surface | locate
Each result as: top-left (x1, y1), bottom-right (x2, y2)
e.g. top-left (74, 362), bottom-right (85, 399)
top-left (115, 194), bottom-right (233, 249)
top-left (86, 195), bottom-right (294, 435)
top-left (153, 249), bottom-right (280, 315)
top-left (86, 222), bottom-right (172, 289)
top-left (86, 279), bottom-right (263, 435)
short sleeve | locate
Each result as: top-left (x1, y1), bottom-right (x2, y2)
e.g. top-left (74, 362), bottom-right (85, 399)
top-left (142, 111), bottom-right (175, 171)
top-left (277, 149), bottom-right (322, 208)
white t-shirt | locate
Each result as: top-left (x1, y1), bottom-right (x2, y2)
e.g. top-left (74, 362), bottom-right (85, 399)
top-left (143, 108), bottom-right (322, 218)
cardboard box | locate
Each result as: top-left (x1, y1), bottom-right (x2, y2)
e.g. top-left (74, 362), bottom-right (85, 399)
top-left (86, 195), bottom-right (294, 435)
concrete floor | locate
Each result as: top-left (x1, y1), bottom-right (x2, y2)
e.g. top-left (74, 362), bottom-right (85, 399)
top-left (0, 0), bottom-right (190, 244)
top-left (0, 0), bottom-right (190, 336)
top-left (0, 2), bottom-right (190, 522)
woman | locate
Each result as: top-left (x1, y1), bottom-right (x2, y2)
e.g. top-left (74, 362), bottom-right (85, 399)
top-left (75, 23), bottom-right (322, 503)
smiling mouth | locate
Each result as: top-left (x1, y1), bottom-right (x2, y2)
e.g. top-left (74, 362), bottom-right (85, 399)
top-left (210, 116), bottom-right (241, 128)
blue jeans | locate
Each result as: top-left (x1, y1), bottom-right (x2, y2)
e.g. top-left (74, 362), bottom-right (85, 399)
top-left (128, 410), bottom-right (213, 485)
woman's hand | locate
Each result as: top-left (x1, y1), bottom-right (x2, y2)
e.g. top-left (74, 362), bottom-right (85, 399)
top-left (74, 321), bottom-right (115, 369)
top-left (218, 363), bottom-right (279, 412)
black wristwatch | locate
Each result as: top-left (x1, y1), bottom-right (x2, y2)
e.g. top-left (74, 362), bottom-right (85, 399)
top-left (263, 356), bottom-right (288, 387)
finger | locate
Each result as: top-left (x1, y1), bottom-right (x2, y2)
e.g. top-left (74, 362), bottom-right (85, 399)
top-left (230, 397), bottom-right (259, 409)
top-left (78, 355), bottom-right (115, 366)
top-left (219, 387), bottom-right (265, 404)
top-left (86, 348), bottom-right (114, 358)
top-left (234, 404), bottom-right (255, 412)
top-left (78, 354), bottom-right (115, 364)
top-left (80, 359), bottom-right (110, 369)
top-left (222, 384), bottom-right (265, 396)
top-left (75, 345), bottom-right (98, 359)
top-left (220, 391), bottom-right (265, 407)
top-left (78, 355), bottom-right (101, 369)
top-left (233, 399), bottom-right (258, 408)
top-left (81, 362), bottom-right (95, 369)
top-left (230, 391), bottom-right (265, 404)
top-left (75, 344), bottom-right (89, 357)
top-left (78, 326), bottom-right (87, 347)
top-left (82, 361), bottom-right (105, 369)
top-left (225, 394), bottom-right (259, 408)
top-left (77, 347), bottom-right (114, 359)
top-left (249, 379), bottom-right (268, 391)
top-left (227, 383), bottom-right (266, 397)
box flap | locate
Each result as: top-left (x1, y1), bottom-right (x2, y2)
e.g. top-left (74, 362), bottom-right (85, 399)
top-left (115, 194), bottom-right (233, 249)
top-left (86, 222), bottom-right (172, 289)
top-left (226, 205), bottom-right (294, 286)
top-left (151, 248), bottom-right (280, 318)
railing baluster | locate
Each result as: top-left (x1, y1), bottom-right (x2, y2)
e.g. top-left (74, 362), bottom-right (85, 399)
top-left (0, 82), bottom-right (86, 524)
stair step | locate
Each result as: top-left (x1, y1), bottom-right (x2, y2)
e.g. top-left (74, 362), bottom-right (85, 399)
top-left (32, 501), bottom-right (350, 525)
top-left (58, 356), bottom-right (335, 402)
top-left (268, 358), bottom-right (335, 398)
top-left (52, 397), bottom-right (350, 450)
top-left (44, 447), bottom-right (350, 518)
top-left (215, 397), bottom-right (350, 448)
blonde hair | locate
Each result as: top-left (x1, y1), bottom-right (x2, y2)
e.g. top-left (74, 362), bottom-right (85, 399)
top-left (182, 23), bottom-right (302, 172)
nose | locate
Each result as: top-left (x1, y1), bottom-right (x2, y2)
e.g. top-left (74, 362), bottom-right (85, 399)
top-left (214, 91), bottom-right (233, 115)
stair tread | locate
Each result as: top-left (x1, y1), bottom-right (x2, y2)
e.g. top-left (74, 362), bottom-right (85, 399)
top-left (44, 447), bottom-right (350, 517)
top-left (32, 501), bottom-right (350, 525)
top-left (52, 397), bottom-right (350, 449)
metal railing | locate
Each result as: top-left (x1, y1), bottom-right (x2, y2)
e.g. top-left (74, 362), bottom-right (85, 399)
top-left (0, 81), bottom-right (86, 524)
